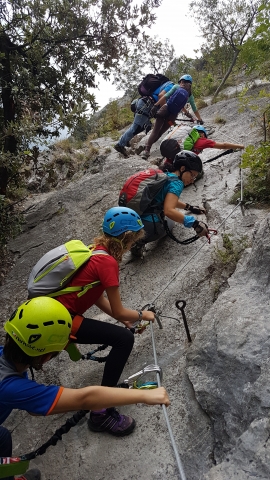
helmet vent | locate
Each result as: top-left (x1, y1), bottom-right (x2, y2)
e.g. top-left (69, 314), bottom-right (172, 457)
top-left (58, 320), bottom-right (66, 325)
top-left (43, 321), bottom-right (54, 326)
top-left (26, 323), bottom-right (39, 329)
top-left (19, 309), bottom-right (23, 319)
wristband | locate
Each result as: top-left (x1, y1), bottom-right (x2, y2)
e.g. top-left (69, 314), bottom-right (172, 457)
top-left (138, 310), bottom-right (143, 322)
top-left (183, 215), bottom-right (196, 228)
top-left (184, 203), bottom-right (190, 211)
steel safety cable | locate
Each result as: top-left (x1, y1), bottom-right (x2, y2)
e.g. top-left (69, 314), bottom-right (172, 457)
top-left (151, 198), bottom-right (243, 306)
top-left (150, 322), bottom-right (187, 480)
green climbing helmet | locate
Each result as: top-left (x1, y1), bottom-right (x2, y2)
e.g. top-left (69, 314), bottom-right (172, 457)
top-left (4, 297), bottom-right (72, 356)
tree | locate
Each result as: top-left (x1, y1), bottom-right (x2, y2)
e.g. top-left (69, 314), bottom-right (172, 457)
top-left (0, 0), bottom-right (161, 194)
top-left (112, 36), bottom-right (175, 96)
top-left (190, 0), bottom-right (261, 100)
top-left (239, 2), bottom-right (270, 76)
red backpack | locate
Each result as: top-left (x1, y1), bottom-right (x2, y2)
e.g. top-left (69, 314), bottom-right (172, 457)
top-left (118, 168), bottom-right (178, 216)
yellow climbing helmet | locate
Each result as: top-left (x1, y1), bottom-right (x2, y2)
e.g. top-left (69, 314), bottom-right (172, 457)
top-left (4, 297), bottom-right (72, 356)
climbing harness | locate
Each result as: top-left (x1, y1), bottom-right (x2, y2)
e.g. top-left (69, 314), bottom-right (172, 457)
top-left (65, 342), bottom-right (109, 363)
top-left (162, 214), bottom-right (217, 246)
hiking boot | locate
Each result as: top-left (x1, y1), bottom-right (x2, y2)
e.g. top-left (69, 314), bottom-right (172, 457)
top-left (114, 144), bottom-right (128, 157)
top-left (135, 145), bottom-right (145, 155)
top-left (88, 408), bottom-right (136, 437)
top-left (141, 150), bottom-right (150, 160)
top-left (131, 244), bottom-right (145, 259)
top-left (16, 468), bottom-right (41, 480)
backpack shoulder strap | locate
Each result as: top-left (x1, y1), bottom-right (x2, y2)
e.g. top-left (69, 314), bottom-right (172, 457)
top-left (48, 247), bottom-right (109, 298)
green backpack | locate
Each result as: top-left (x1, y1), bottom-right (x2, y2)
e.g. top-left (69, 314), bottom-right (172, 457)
top-left (27, 240), bottom-right (108, 299)
top-left (183, 129), bottom-right (200, 151)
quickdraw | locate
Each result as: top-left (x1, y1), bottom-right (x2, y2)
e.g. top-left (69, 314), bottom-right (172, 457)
top-left (162, 216), bottom-right (218, 246)
top-left (121, 364), bottom-right (163, 390)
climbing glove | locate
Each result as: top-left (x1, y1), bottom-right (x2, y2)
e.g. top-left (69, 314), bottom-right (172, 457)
top-left (197, 119), bottom-right (204, 125)
top-left (185, 204), bottom-right (206, 215)
top-left (192, 220), bottom-right (209, 238)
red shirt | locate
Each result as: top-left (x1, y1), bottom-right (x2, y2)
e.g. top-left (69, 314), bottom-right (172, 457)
top-left (193, 138), bottom-right (216, 154)
top-left (57, 246), bottom-right (119, 315)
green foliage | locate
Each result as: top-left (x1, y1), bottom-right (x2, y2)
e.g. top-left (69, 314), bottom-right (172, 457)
top-left (0, 0), bottom-right (161, 193)
top-left (241, 143), bottom-right (270, 203)
top-left (238, 3), bottom-right (270, 78)
top-left (214, 116), bottom-right (226, 125)
top-left (113, 37), bottom-right (175, 96)
top-left (74, 100), bottom-right (134, 140)
top-left (190, 0), bottom-right (260, 99)
top-left (0, 197), bottom-right (23, 254)
top-left (215, 233), bottom-right (249, 266)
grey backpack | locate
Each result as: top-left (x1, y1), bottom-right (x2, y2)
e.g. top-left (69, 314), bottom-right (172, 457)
top-left (28, 240), bottom-right (108, 298)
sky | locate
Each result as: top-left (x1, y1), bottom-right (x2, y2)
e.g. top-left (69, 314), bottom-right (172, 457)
top-left (92, 0), bottom-right (204, 110)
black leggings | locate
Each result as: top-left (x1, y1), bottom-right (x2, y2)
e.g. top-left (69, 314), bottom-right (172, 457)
top-left (74, 317), bottom-right (134, 387)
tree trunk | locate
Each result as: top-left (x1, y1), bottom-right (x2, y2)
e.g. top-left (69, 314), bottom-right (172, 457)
top-left (0, 33), bottom-right (17, 195)
top-left (212, 49), bottom-right (240, 103)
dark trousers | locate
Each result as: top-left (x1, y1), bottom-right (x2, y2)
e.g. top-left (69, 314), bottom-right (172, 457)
top-left (137, 217), bottom-right (175, 246)
top-left (74, 317), bottom-right (134, 387)
top-left (145, 105), bottom-right (178, 152)
top-left (0, 426), bottom-right (13, 480)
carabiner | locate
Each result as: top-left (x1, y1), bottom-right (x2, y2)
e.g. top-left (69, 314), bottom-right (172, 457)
top-left (123, 364), bottom-right (163, 388)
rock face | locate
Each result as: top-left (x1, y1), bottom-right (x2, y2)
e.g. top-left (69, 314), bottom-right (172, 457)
top-left (1, 92), bottom-right (270, 479)
top-left (187, 215), bottom-right (270, 478)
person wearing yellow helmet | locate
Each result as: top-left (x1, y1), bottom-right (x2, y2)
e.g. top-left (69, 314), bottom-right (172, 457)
top-left (0, 297), bottom-right (170, 480)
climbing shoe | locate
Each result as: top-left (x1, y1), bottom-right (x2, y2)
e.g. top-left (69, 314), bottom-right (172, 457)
top-left (114, 144), bottom-right (128, 157)
top-left (131, 244), bottom-right (145, 259)
top-left (141, 150), bottom-right (150, 160)
top-left (16, 468), bottom-right (41, 480)
top-left (88, 407), bottom-right (136, 436)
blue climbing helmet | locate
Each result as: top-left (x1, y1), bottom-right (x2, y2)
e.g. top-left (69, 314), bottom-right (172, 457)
top-left (103, 207), bottom-right (144, 237)
top-left (193, 125), bottom-right (208, 138)
top-left (179, 74), bottom-right (193, 84)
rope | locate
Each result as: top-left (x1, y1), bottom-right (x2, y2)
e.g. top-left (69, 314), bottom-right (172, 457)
top-left (0, 409), bottom-right (89, 475)
top-left (163, 218), bottom-right (199, 245)
top-left (150, 322), bottom-right (187, 480)
top-left (24, 410), bottom-right (89, 460)
top-left (151, 199), bottom-right (243, 306)
top-left (81, 344), bottom-right (109, 362)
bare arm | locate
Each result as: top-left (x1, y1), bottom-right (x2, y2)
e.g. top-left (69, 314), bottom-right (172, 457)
top-left (193, 110), bottom-right (202, 121)
top-left (182, 107), bottom-right (195, 120)
top-left (163, 193), bottom-right (185, 224)
top-left (155, 95), bottom-right (167, 107)
top-left (105, 286), bottom-right (154, 328)
top-left (95, 293), bottom-right (113, 316)
top-left (50, 386), bottom-right (170, 414)
top-left (214, 142), bottom-right (244, 150)
top-left (158, 89), bottom-right (166, 98)
top-left (177, 200), bottom-right (187, 209)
